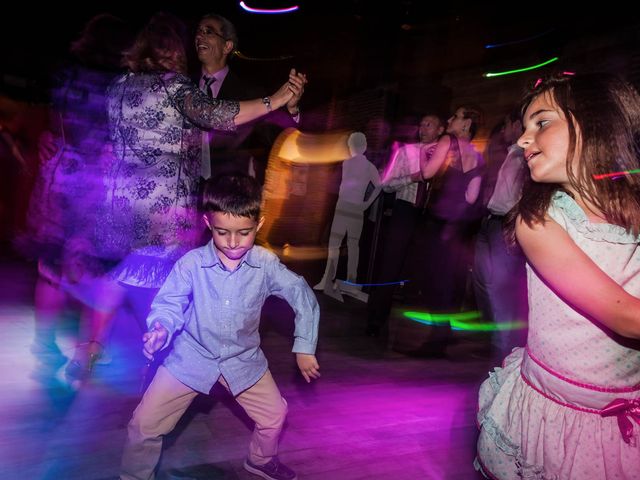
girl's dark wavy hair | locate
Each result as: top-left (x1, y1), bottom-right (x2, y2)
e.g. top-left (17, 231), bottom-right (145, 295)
top-left (506, 72), bottom-right (640, 242)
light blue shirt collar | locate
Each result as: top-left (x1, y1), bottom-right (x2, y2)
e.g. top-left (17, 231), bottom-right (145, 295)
top-left (201, 240), bottom-right (260, 270)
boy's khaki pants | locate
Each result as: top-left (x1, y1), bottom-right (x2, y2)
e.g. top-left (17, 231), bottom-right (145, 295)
top-left (120, 366), bottom-right (288, 480)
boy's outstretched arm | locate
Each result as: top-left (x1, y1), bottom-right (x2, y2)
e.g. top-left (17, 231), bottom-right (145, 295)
top-left (267, 256), bottom-right (320, 366)
top-left (142, 321), bottom-right (169, 360)
top-left (296, 353), bottom-right (320, 383)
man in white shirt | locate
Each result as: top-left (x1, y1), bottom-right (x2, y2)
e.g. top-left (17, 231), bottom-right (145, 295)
top-left (366, 114), bottom-right (445, 337)
top-left (473, 109), bottom-right (528, 359)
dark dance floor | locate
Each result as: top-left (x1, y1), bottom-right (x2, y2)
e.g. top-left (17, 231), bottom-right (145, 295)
top-left (0, 255), bottom-right (493, 480)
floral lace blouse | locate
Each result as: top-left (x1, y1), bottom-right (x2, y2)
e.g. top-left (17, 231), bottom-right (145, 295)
top-left (102, 71), bottom-right (240, 287)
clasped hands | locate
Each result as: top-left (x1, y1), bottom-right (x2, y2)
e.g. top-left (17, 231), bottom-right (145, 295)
top-left (270, 68), bottom-right (307, 115)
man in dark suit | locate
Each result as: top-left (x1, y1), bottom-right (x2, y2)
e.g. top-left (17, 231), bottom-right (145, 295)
top-left (194, 13), bottom-right (303, 183)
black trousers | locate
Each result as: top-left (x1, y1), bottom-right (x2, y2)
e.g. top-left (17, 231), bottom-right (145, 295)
top-left (367, 200), bottom-right (422, 332)
top-left (410, 214), bottom-right (478, 352)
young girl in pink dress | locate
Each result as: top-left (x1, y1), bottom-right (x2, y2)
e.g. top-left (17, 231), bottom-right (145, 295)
top-left (476, 73), bottom-right (640, 479)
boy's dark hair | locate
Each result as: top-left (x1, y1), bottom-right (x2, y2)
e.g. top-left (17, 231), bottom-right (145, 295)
top-left (202, 174), bottom-right (262, 220)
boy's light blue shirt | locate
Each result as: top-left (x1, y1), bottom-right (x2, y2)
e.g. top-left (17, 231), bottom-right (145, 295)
top-left (147, 241), bottom-right (319, 395)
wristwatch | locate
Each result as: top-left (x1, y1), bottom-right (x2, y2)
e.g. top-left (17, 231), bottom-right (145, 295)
top-left (262, 96), bottom-right (272, 112)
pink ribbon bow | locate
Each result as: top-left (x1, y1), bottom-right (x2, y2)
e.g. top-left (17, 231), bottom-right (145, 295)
top-left (600, 398), bottom-right (640, 445)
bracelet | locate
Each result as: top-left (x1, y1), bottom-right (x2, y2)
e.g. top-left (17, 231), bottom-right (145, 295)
top-left (262, 96), bottom-right (272, 112)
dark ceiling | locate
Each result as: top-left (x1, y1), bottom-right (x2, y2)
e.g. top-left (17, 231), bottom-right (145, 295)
top-left (2, 1), bottom-right (638, 126)
top-left (3, 1), bottom-right (634, 75)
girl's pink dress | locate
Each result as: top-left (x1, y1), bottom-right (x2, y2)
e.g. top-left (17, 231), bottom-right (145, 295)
top-left (476, 191), bottom-right (640, 479)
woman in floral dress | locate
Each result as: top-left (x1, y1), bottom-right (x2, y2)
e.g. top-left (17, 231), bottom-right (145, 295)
top-left (102, 12), bottom-right (306, 290)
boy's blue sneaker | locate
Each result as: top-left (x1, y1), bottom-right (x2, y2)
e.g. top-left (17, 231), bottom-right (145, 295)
top-left (243, 457), bottom-right (297, 480)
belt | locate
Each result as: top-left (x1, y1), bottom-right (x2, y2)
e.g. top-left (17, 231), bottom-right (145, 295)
top-left (521, 347), bottom-right (640, 444)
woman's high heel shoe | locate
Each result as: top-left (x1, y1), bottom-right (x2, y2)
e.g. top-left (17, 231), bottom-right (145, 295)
top-left (64, 340), bottom-right (103, 384)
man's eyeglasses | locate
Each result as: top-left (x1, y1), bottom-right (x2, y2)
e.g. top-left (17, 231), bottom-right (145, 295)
top-left (196, 26), bottom-right (227, 41)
